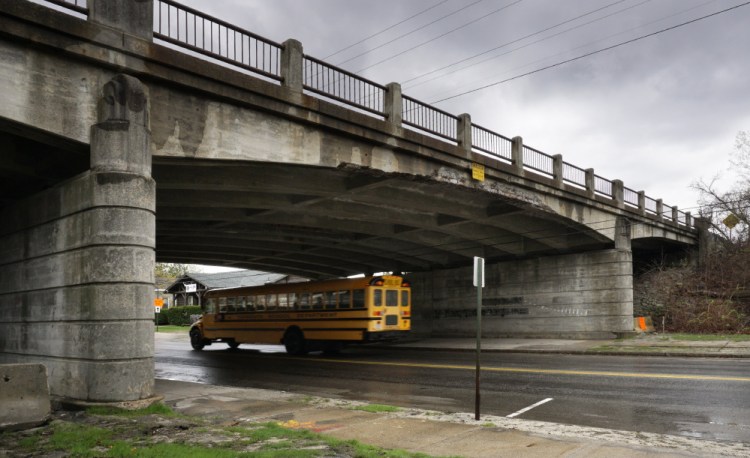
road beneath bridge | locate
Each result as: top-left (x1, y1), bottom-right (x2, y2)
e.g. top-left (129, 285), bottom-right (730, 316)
top-left (156, 333), bottom-right (750, 445)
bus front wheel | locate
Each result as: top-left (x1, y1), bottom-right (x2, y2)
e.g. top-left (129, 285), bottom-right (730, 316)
top-left (283, 328), bottom-right (307, 355)
top-left (190, 327), bottom-right (206, 350)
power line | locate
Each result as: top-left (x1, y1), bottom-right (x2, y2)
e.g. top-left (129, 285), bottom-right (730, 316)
top-left (353, 0), bottom-right (526, 74)
top-left (335, 0), bottom-right (488, 67)
top-left (402, 0), bottom-right (633, 87)
top-left (429, 1), bottom-right (750, 105)
top-left (322, 0), bottom-right (452, 61)
top-left (414, 0), bottom-right (719, 97)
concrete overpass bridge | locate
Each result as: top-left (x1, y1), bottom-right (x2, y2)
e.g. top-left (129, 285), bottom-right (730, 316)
top-left (0, 0), bottom-right (700, 404)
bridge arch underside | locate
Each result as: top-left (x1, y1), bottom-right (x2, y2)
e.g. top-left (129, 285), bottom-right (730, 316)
top-left (154, 158), bottom-right (614, 279)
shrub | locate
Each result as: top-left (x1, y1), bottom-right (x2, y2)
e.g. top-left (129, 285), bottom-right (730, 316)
top-left (164, 306), bottom-right (203, 326)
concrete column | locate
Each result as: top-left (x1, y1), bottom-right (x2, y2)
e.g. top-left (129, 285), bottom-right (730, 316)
top-left (384, 82), bottom-right (403, 129)
top-left (0, 74), bottom-right (156, 404)
top-left (89, 0), bottom-right (153, 40)
top-left (585, 168), bottom-right (596, 199)
top-left (612, 179), bottom-right (624, 209)
top-left (457, 113), bottom-right (472, 157)
top-left (552, 154), bottom-right (563, 188)
top-left (671, 206), bottom-right (679, 225)
top-left (281, 39), bottom-right (304, 93)
top-left (637, 191), bottom-right (646, 215)
top-left (511, 136), bottom-right (524, 176)
top-left (685, 211), bottom-right (692, 228)
top-left (615, 216), bottom-right (631, 251)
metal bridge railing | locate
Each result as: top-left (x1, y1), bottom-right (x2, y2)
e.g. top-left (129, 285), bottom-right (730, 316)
top-left (623, 187), bottom-right (639, 208)
top-left (303, 56), bottom-right (385, 116)
top-left (594, 175), bottom-right (613, 198)
top-left (562, 162), bottom-right (586, 188)
top-left (154, 0), bottom-right (282, 81)
top-left (471, 124), bottom-right (512, 163)
top-left (522, 145), bottom-right (554, 177)
top-left (402, 95), bottom-right (458, 142)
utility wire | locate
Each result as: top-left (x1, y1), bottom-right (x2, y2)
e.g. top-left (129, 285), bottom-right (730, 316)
top-left (334, 0), bottom-right (488, 66)
top-left (322, 0), bottom-right (452, 61)
top-left (353, 0), bottom-right (526, 74)
top-left (402, 0), bottom-right (632, 86)
top-left (430, 0), bottom-right (750, 105)
top-left (414, 0), bottom-right (719, 96)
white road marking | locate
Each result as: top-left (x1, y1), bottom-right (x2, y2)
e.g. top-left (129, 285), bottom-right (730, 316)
top-left (506, 397), bottom-right (554, 418)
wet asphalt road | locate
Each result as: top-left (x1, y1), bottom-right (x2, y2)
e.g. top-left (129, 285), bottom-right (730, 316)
top-left (155, 336), bottom-right (750, 444)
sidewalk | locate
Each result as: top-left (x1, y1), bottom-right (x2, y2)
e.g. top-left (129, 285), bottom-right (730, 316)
top-left (384, 333), bottom-right (750, 358)
top-left (157, 378), bottom-right (749, 457)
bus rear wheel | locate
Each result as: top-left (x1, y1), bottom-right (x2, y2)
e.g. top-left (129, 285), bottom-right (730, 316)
top-left (283, 328), bottom-right (307, 355)
top-left (190, 328), bottom-right (206, 351)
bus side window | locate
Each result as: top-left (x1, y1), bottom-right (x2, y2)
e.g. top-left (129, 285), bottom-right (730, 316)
top-left (267, 294), bottom-right (277, 310)
top-left (278, 293), bottom-right (289, 309)
top-left (218, 297), bottom-right (227, 313)
top-left (325, 292), bottom-right (336, 310)
top-left (237, 296), bottom-right (246, 311)
top-left (289, 293), bottom-right (298, 310)
top-left (227, 297), bottom-right (236, 312)
top-left (206, 298), bottom-right (216, 314)
top-left (338, 290), bottom-right (351, 309)
top-left (353, 289), bottom-right (365, 308)
top-left (299, 293), bottom-right (310, 310)
top-left (256, 295), bottom-right (266, 311)
top-left (373, 289), bottom-right (383, 307)
top-left (401, 290), bottom-right (410, 307)
top-left (312, 292), bottom-right (324, 310)
top-left (246, 296), bottom-right (255, 311)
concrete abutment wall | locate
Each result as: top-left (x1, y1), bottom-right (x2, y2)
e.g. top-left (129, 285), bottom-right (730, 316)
top-left (409, 248), bottom-right (633, 339)
top-left (0, 74), bottom-right (156, 402)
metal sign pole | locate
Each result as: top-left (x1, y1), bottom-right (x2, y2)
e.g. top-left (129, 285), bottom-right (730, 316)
top-left (473, 257), bottom-right (484, 421)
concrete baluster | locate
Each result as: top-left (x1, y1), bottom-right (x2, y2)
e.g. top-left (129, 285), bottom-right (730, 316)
top-left (656, 199), bottom-right (664, 220)
top-left (89, 0), bottom-right (153, 40)
top-left (612, 180), bottom-right (624, 209)
top-left (457, 113), bottom-right (472, 158)
top-left (384, 82), bottom-right (403, 131)
top-left (281, 39), bottom-right (304, 94)
top-left (512, 136), bottom-right (524, 176)
top-left (637, 191), bottom-right (646, 215)
top-left (585, 168), bottom-right (595, 199)
top-left (552, 154), bottom-right (563, 188)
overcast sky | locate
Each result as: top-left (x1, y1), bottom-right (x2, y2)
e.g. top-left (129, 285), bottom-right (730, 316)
top-left (169, 0), bottom-right (750, 215)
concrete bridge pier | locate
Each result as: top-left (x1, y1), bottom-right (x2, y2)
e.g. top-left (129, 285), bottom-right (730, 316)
top-left (0, 74), bottom-right (156, 404)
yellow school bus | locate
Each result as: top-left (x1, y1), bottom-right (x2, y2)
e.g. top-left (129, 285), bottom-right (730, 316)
top-left (189, 274), bottom-right (411, 354)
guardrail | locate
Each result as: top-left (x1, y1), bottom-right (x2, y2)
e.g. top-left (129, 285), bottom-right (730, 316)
top-left (37, 0), bottom-right (694, 230)
top-left (402, 95), bottom-right (458, 142)
top-left (303, 56), bottom-right (385, 115)
top-left (154, 0), bottom-right (282, 81)
top-left (472, 124), bottom-right (513, 164)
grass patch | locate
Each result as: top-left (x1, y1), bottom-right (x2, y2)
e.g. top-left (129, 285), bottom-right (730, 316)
top-left (3, 410), bottom-right (439, 458)
top-left (87, 402), bottom-right (179, 418)
top-left (107, 441), bottom-right (245, 458)
top-left (45, 423), bottom-right (113, 457)
top-left (353, 404), bottom-right (402, 413)
top-left (667, 333), bottom-right (750, 342)
top-left (155, 325), bottom-right (188, 333)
